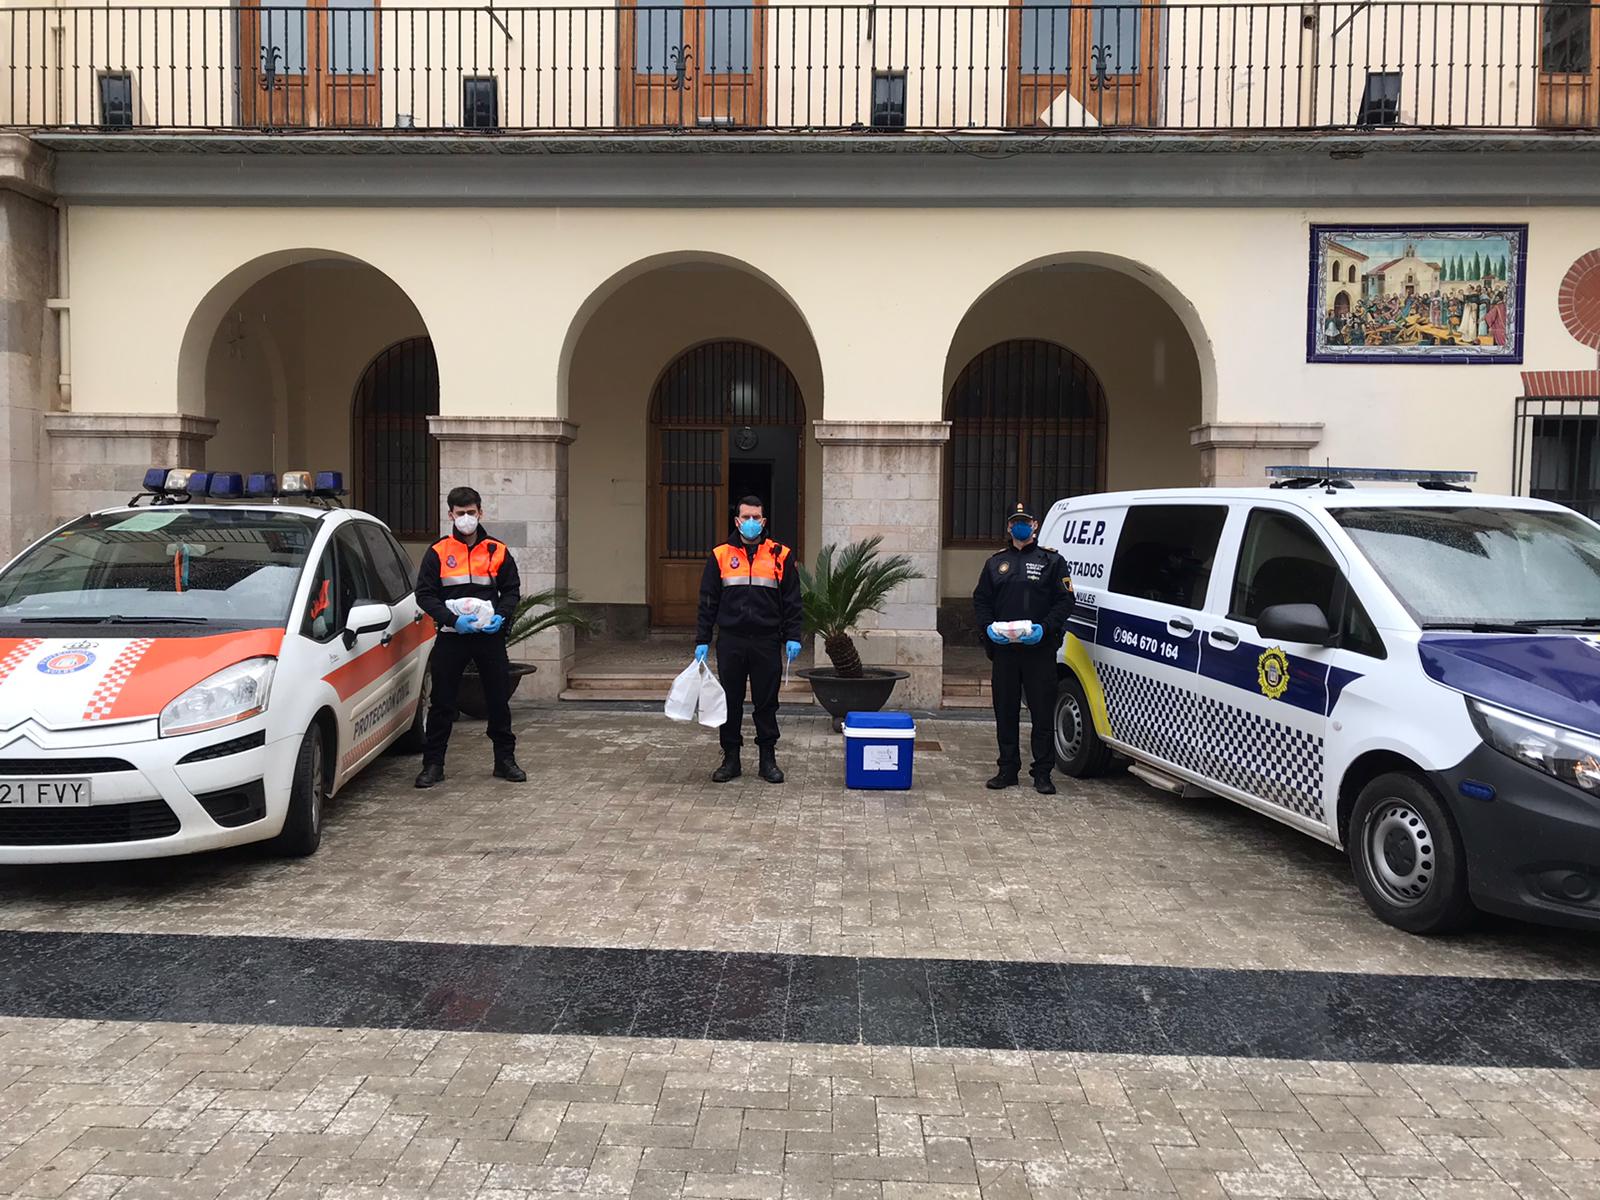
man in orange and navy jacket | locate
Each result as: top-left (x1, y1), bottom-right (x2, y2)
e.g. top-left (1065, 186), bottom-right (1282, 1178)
top-left (413, 485), bottom-right (524, 789)
top-left (695, 495), bottom-right (804, 785)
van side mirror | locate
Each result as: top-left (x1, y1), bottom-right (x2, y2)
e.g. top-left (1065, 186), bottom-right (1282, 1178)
top-left (1256, 603), bottom-right (1334, 646)
top-left (343, 601), bottom-right (392, 649)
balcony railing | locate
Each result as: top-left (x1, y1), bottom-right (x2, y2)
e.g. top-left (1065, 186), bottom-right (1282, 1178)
top-left (3, 2), bottom-right (1597, 135)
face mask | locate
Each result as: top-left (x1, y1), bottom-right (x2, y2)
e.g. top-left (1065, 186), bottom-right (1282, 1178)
top-left (738, 518), bottom-right (765, 541)
top-left (1010, 522), bottom-right (1034, 542)
top-left (453, 514), bottom-right (479, 536)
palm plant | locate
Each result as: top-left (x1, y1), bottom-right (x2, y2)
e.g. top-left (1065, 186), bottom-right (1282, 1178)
top-left (504, 587), bottom-right (594, 648)
top-left (796, 537), bottom-right (924, 677)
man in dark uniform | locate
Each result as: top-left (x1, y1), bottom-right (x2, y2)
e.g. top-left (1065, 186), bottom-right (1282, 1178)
top-left (973, 501), bottom-right (1076, 795)
top-left (695, 495), bottom-right (804, 785)
top-left (413, 485), bottom-right (525, 789)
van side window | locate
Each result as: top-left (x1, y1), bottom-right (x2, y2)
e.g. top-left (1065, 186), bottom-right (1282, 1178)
top-left (301, 548), bottom-right (338, 643)
top-left (1231, 508), bottom-right (1385, 658)
top-left (354, 521), bottom-right (412, 604)
top-left (1107, 505), bottom-right (1228, 609)
top-left (334, 526), bottom-right (383, 630)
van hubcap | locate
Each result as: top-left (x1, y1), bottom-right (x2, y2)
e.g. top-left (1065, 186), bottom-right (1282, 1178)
top-left (1366, 802), bottom-right (1434, 906)
top-left (1055, 694), bottom-right (1084, 763)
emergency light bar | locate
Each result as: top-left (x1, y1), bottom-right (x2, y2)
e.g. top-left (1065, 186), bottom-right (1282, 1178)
top-left (1267, 466), bottom-right (1477, 492)
top-left (136, 466), bottom-right (347, 507)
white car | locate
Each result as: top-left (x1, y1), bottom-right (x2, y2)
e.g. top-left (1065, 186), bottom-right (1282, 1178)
top-left (1038, 468), bottom-right (1600, 935)
top-left (0, 469), bottom-right (435, 862)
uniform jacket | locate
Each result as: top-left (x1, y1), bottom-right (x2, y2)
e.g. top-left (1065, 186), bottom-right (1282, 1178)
top-left (416, 527), bottom-right (522, 632)
top-left (972, 540), bottom-right (1076, 656)
top-left (696, 537), bottom-right (803, 644)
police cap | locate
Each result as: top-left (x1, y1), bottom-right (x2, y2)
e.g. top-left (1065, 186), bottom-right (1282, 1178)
top-left (1008, 501), bottom-right (1037, 522)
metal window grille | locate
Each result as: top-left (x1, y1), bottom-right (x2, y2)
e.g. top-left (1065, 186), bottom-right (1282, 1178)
top-left (352, 337), bottom-right (440, 542)
top-left (650, 341), bottom-right (804, 560)
top-left (1514, 396), bottom-right (1600, 520)
top-left (945, 339), bottom-right (1107, 543)
top-left (98, 72), bottom-right (134, 127)
top-left (463, 77), bottom-right (500, 129)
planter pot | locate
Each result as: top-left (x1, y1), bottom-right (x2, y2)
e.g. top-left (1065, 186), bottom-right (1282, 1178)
top-left (456, 662), bottom-right (537, 719)
top-left (798, 666), bottom-right (910, 731)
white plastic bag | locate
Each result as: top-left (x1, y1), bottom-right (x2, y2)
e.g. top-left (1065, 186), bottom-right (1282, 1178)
top-left (665, 661), bottom-right (701, 722)
top-left (446, 597), bottom-right (495, 630)
top-left (696, 666), bottom-right (727, 728)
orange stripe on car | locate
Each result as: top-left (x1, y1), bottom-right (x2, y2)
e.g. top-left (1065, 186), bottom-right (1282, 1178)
top-left (101, 629), bottom-right (288, 721)
top-left (323, 620), bottom-right (435, 702)
top-left (0, 639), bottom-right (43, 686)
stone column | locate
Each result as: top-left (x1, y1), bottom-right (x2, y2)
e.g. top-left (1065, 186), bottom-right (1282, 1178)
top-left (430, 416), bottom-right (574, 703)
top-left (1190, 422), bottom-right (1325, 488)
top-left (0, 134), bottom-right (58, 560)
top-left (812, 419), bottom-right (950, 711)
top-left (44, 414), bottom-right (217, 527)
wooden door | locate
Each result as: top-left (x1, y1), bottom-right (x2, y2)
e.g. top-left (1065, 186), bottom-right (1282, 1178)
top-left (241, 0), bottom-right (380, 128)
top-left (652, 428), bottom-right (727, 629)
top-left (1538, 0), bottom-right (1600, 128)
top-left (1008, 0), bottom-right (1161, 127)
top-left (620, 0), bottom-right (766, 127)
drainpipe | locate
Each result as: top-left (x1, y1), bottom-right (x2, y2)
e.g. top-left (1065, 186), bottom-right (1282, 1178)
top-left (45, 199), bottom-right (69, 409)
top-left (1299, 4), bottom-right (1319, 127)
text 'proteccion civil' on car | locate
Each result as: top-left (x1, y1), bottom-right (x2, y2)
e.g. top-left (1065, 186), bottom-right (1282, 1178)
top-left (1039, 467), bottom-right (1600, 936)
top-left (0, 469), bottom-right (435, 863)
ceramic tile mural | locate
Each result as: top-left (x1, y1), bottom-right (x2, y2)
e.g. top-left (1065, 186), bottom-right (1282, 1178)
top-left (1308, 224), bottom-right (1527, 363)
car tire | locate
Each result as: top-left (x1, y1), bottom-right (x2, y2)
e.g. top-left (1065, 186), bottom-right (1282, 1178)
top-left (1348, 771), bottom-right (1474, 935)
top-left (1055, 672), bottom-right (1111, 778)
top-left (266, 723), bottom-right (327, 858)
top-left (396, 669), bottom-right (430, 754)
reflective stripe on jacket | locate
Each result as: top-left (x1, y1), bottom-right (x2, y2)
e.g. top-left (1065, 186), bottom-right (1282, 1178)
top-left (433, 536), bottom-right (507, 589)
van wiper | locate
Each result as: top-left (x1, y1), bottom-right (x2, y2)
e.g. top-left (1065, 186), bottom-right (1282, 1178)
top-left (1422, 621), bottom-right (1537, 633)
top-left (19, 614), bottom-right (207, 626)
top-left (1530, 618), bottom-right (1600, 629)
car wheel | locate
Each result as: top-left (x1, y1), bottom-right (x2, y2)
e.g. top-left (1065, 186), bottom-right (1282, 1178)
top-left (396, 669), bottom-right (430, 754)
top-left (1055, 672), bottom-right (1111, 778)
top-left (1349, 771), bottom-right (1474, 935)
top-left (267, 723), bottom-right (327, 858)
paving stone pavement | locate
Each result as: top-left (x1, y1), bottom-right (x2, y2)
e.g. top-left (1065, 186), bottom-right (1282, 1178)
top-left (0, 713), bottom-right (1595, 978)
top-left (3, 711), bottom-right (1600, 1199)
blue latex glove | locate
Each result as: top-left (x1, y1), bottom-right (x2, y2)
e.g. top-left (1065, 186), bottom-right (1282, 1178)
top-left (453, 614), bottom-right (478, 634)
top-left (483, 614), bottom-right (504, 634)
top-left (986, 624), bottom-right (1010, 645)
top-left (1019, 623), bottom-right (1045, 645)
top-left (694, 644), bottom-right (709, 665)
top-left (785, 640), bottom-right (802, 662)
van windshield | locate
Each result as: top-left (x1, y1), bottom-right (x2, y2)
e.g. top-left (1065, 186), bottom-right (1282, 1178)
top-left (1331, 506), bottom-right (1600, 630)
top-left (0, 509), bottom-right (316, 633)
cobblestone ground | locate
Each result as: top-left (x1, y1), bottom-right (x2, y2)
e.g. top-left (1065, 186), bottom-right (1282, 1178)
top-left (2, 711), bottom-right (1599, 1199)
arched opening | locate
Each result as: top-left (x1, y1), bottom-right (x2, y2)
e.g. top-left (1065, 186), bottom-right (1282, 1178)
top-left (944, 339), bottom-right (1106, 544)
top-left (1334, 291), bottom-right (1351, 317)
top-left (648, 340), bottom-right (807, 626)
top-left (351, 337), bottom-right (440, 543)
top-left (1348, 264), bottom-right (1358, 284)
top-left (562, 256), bottom-right (822, 640)
top-left (186, 252), bottom-right (433, 549)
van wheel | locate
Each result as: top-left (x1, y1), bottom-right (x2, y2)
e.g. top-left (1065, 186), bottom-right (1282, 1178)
top-left (267, 723), bottom-right (327, 858)
top-left (396, 670), bottom-right (430, 754)
top-left (1349, 772), bottom-right (1474, 935)
top-left (1055, 673), bottom-right (1111, 778)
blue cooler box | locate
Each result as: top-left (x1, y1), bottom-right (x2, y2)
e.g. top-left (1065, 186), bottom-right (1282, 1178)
top-left (843, 712), bottom-right (916, 790)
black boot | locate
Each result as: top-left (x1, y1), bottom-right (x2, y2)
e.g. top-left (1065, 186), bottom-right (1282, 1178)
top-left (493, 757), bottom-right (527, 783)
top-left (1032, 773), bottom-right (1057, 796)
top-left (711, 752), bottom-right (742, 783)
top-left (758, 750), bottom-right (785, 784)
top-left (986, 770), bottom-right (1019, 790)
top-left (415, 764), bottom-right (445, 789)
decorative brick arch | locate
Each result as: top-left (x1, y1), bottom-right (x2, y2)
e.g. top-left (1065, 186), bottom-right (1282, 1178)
top-left (1559, 250), bottom-right (1600, 350)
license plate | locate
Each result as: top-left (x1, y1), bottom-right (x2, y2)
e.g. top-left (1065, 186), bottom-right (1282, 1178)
top-left (0, 778), bottom-right (93, 806)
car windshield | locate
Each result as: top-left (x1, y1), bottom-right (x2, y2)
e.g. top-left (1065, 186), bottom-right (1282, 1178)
top-left (0, 509), bottom-right (316, 632)
top-left (1332, 505), bottom-right (1600, 629)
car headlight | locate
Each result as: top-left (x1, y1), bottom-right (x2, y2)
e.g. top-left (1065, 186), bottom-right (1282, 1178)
top-left (1467, 697), bottom-right (1600, 794)
top-left (160, 657), bottom-right (276, 737)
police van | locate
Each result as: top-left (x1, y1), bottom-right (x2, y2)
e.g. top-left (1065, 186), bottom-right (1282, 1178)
top-left (0, 469), bottom-right (434, 863)
top-left (1038, 468), bottom-right (1600, 935)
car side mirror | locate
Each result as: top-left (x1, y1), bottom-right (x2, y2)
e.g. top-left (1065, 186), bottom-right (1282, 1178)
top-left (343, 601), bottom-right (392, 649)
top-left (1256, 602), bottom-right (1334, 646)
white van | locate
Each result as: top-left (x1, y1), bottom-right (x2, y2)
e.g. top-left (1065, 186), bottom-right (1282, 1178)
top-left (1037, 468), bottom-right (1600, 935)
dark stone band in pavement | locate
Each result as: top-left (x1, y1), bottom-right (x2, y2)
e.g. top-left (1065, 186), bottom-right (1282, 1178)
top-left (3, 929), bottom-right (1597, 1068)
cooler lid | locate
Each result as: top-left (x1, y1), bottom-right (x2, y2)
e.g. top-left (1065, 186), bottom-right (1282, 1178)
top-left (843, 711), bottom-right (915, 731)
